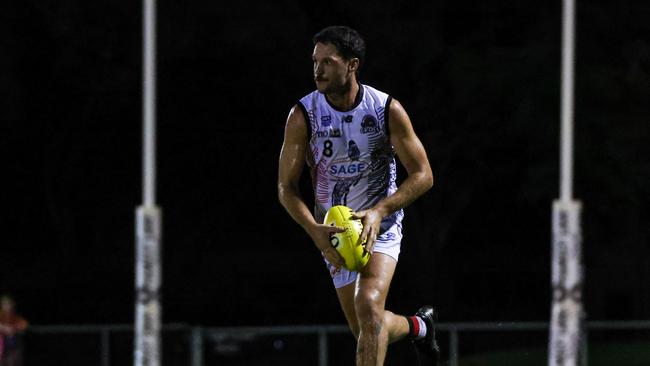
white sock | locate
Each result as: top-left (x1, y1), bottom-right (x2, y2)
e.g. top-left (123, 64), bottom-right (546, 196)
top-left (415, 316), bottom-right (427, 339)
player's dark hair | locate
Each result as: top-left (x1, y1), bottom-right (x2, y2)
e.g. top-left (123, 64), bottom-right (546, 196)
top-left (313, 26), bottom-right (366, 70)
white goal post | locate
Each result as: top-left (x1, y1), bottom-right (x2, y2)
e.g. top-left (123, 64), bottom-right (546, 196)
top-left (135, 0), bottom-right (162, 365)
top-left (549, 0), bottom-right (584, 365)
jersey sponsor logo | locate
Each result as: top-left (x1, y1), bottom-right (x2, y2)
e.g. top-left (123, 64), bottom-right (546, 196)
top-left (343, 115), bottom-right (354, 123)
top-left (321, 115), bottom-right (332, 127)
top-left (329, 162), bottom-right (368, 176)
top-left (361, 115), bottom-right (381, 134)
top-left (316, 128), bottom-right (342, 138)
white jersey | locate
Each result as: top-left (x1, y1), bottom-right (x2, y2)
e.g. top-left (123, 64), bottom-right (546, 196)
top-left (298, 84), bottom-right (404, 238)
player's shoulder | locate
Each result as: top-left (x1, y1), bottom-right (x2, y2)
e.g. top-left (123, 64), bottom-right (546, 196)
top-left (362, 83), bottom-right (407, 111)
top-left (289, 89), bottom-right (319, 122)
top-left (360, 83), bottom-right (391, 107)
top-left (284, 104), bottom-right (309, 140)
top-left (286, 91), bottom-right (317, 138)
top-left (361, 83), bottom-right (386, 96)
top-left (297, 89), bottom-right (322, 106)
top-left (361, 83), bottom-right (389, 97)
top-left (287, 103), bottom-right (307, 124)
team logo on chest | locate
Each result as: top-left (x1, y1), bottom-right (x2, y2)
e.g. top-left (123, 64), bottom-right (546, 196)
top-left (361, 115), bottom-right (381, 134)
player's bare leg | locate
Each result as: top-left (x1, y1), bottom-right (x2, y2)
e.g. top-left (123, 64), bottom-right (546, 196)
top-left (333, 253), bottom-right (404, 365)
top-left (336, 281), bottom-right (360, 339)
top-left (335, 253), bottom-right (439, 365)
top-left (355, 253), bottom-right (408, 365)
top-left (336, 277), bottom-right (410, 346)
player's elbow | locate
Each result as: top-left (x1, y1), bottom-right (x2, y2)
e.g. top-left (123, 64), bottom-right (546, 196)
top-left (277, 181), bottom-right (296, 208)
top-left (407, 168), bottom-right (433, 194)
top-left (409, 161), bottom-right (434, 192)
top-left (423, 169), bottom-right (434, 192)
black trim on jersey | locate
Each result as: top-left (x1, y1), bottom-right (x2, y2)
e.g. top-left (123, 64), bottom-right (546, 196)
top-left (296, 101), bottom-right (312, 140)
top-left (384, 96), bottom-right (393, 137)
top-left (324, 82), bottom-right (364, 112)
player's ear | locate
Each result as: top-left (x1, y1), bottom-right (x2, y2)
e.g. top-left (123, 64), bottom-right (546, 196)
top-left (348, 58), bottom-right (359, 73)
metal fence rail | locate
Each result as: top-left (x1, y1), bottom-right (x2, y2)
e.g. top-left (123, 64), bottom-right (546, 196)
top-left (27, 321), bottom-right (650, 366)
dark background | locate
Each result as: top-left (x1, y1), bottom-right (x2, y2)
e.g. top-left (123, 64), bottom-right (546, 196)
top-left (1, 0), bottom-right (649, 329)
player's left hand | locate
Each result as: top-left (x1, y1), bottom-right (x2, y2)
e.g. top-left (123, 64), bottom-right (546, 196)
top-left (351, 208), bottom-right (383, 254)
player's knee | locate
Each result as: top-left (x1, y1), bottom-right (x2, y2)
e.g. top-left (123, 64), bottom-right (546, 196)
top-left (356, 307), bottom-right (383, 336)
top-left (354, 290), bottom-right (383, 327)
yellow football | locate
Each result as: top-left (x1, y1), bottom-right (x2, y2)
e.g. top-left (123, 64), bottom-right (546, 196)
top-left (323, 205), bottom-right (370, 271)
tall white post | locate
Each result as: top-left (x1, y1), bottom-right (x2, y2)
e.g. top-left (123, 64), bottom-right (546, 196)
top-left (549, 0), bottom-right (584, 365)
top-left (560, 0), bottom-right (575, 203)
top-left (135, 0), bottom-right (161, 365)
top-left (549, 201), bottom-right (583, 366)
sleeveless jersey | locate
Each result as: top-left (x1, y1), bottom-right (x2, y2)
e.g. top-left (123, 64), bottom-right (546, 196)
top-left (298, 84), bottom-right (404, 236)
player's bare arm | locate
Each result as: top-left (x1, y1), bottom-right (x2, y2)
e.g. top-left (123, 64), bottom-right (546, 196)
top-left (353, 98), bottom-right (434, 253)
top-left (278, 105), bottom-right (346, 267)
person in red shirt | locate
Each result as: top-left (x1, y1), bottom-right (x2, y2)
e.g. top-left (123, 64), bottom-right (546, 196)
top-left (0, 295), bottom-right (28, 366)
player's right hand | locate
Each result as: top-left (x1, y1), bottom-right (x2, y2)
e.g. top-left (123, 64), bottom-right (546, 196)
top-left (307, 223), bottom-right (346, 268)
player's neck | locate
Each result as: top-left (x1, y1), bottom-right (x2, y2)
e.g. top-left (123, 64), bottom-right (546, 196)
top-left (326, 80), bottom-right (360, 111)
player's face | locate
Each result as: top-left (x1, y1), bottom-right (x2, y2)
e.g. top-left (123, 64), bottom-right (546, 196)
top-left (312, 42), bottom-right (355, 94)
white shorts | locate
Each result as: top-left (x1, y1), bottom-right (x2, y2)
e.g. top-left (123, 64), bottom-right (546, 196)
top-left (324, 224), bottom-right (402, 289)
